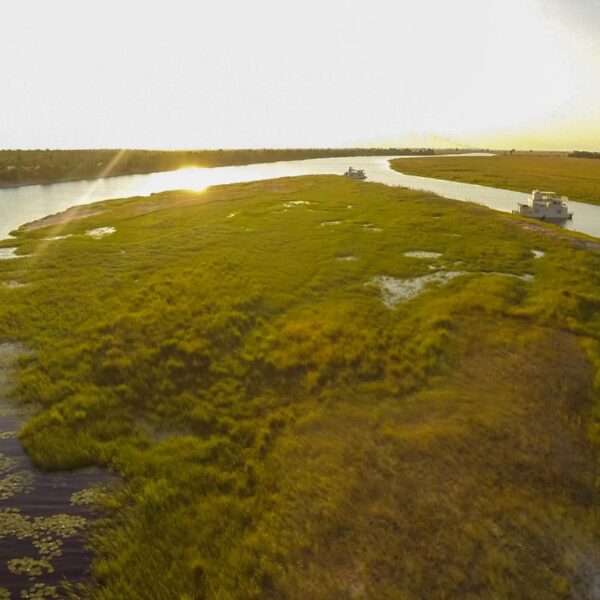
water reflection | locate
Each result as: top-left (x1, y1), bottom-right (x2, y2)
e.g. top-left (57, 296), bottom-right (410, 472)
top-left (1, 155), bottom-right (600, 240)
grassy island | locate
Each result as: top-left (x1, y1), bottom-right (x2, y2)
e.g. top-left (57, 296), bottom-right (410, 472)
top-left (390, 154), bottom-right (600, 205)
top-left (1, 177), bottom-right (600, 598)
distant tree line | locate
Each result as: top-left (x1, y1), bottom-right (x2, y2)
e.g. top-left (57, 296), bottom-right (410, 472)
top-left (0, 148), bottom-right (435, 187)
top-left (568, 150), bottom-right (600, 159)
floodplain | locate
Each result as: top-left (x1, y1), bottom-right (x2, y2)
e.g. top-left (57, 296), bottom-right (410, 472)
top-left (391, 154), bottom-right (600, 205)
top-left (1, 176), bottom-right (600, 598)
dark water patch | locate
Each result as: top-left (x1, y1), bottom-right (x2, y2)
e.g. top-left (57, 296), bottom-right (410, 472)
top-left (0, 344), bottom-right (114, 597)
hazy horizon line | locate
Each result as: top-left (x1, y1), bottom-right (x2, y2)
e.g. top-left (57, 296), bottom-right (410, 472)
top-left (0, 146), bottom-right (592, 153)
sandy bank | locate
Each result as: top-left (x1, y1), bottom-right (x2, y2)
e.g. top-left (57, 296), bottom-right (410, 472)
top-left (21, 206), bottom-right (104, 232)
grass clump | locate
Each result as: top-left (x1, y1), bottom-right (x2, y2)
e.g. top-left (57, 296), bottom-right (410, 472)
top-left (1, 176), bottom-right (600, 598)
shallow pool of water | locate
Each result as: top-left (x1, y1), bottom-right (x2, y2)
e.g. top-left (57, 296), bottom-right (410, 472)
top-left (0, 344), bottom-right (113, 597)
top-left (369, 271), bottom-right (467, 307)
top-left (404, 251), bottom-right (442, 259)
top-left (0, 248), bottom-right (19, 261)
top-left (86, 226), bottom-right (116, 239)
top-left (369, 269), bottom-right (535, 308)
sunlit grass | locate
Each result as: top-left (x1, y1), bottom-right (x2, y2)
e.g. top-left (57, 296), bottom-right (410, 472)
top-left (390, 154), bottom-right (600, 205)
top-left (1, 176), bottom-right (600, 598)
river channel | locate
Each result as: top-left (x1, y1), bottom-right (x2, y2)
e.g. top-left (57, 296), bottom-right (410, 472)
top-left (1, 155), bottom-right (600, 241)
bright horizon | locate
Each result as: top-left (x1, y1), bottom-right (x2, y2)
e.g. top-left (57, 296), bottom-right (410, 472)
top-left (2, 0), bottom-right (599, 152)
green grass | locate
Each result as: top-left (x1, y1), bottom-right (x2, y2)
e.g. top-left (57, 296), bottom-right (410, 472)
top-left (390, 154), bottom-right (600, 205)
top-left (1, 176), bottom-right (600, 598)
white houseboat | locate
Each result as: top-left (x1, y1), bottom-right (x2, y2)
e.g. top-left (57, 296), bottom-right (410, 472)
top-left (513, 190), bottom-right (573, 221)
top-left (343, 166), bottom-right (367, 180)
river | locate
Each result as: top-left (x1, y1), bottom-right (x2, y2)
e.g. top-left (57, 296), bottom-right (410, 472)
top-left (1, 155), bottom-right (600, 241)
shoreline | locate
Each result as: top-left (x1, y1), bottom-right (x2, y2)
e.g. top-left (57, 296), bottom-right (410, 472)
top-left (3, 155), bottom-right (600, 242)
top-left (21, 205), bottom-right (105, 232)
top-left (0, 150), bottom-right (438, 191)
top-left (0, 170), bottom-right (159, 190)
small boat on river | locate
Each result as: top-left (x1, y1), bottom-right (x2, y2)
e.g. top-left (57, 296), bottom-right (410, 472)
top-left (513, 190), bottom-right (573, 221)
top-left (343, 166), bottom-right (367, 180)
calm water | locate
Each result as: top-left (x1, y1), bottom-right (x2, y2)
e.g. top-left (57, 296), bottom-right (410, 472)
top-left (1, 155), bottom-right (600, 240)
top-left (0, 344), bottom-right (113, 596)
top-left (0, 407), bottom-right (111, 596)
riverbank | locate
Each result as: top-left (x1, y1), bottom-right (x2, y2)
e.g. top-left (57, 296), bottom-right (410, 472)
top-left (0, 170), bottom-right (174, 191)
top-left (0, 148), bottom-right (435, 190)
top-left (4, 154), bottom-right (600, 242)
top-left (390, 154), bottom-right (600, 206)
top-left (1, 176), bottom-right (600, 598)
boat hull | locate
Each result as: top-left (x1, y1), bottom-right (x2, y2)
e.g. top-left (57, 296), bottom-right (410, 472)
top-left (512, 210), bottom-right (573, 221)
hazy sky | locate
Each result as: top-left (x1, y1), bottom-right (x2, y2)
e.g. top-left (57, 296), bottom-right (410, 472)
top-left (1, 0), bottom-right (599, 150)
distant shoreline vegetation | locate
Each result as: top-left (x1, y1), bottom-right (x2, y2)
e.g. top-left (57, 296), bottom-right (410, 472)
top-left (0, 148), bottom-right (434, 188)
top-left (569, 150), bottom-right (600, 159)
top-left (390, 154), bottom-right (600, 205)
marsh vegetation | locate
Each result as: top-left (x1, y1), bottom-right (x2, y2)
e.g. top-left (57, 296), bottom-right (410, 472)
top-left (391, 154), bottom-right (600, 205)
top-left (1, 176), bottom-right (600, 598)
